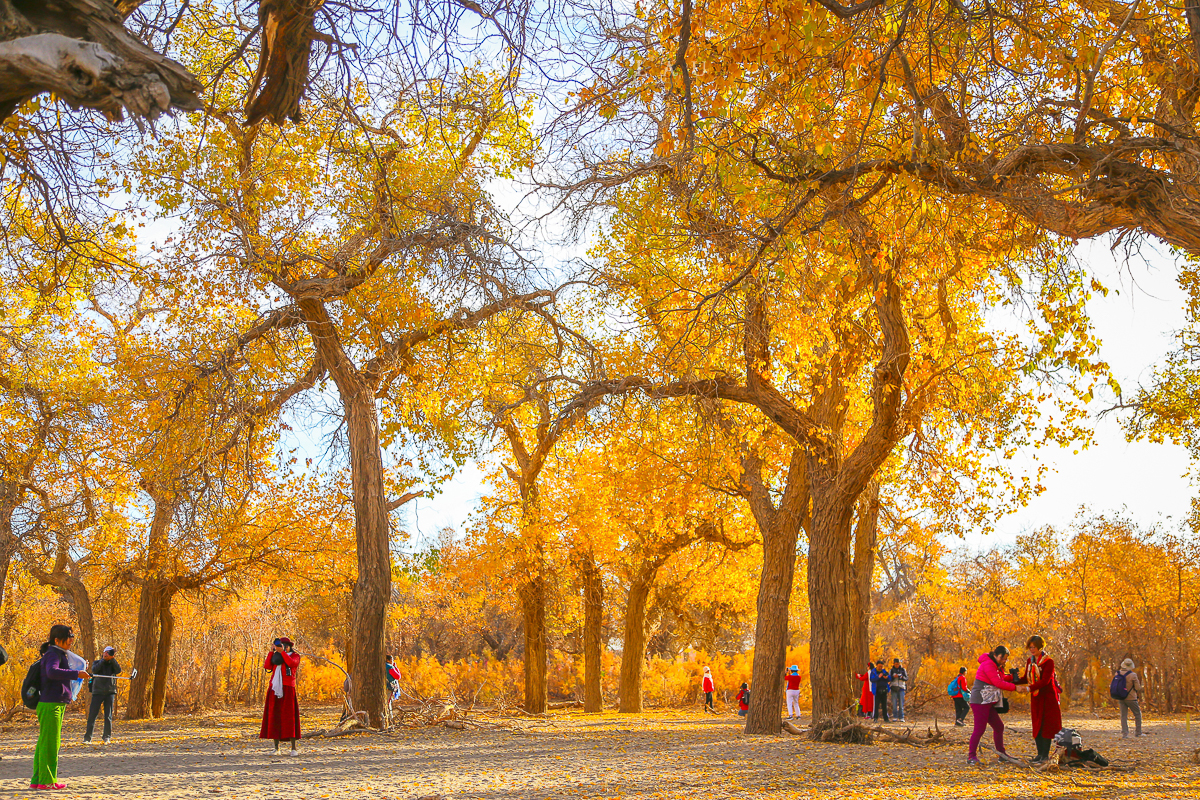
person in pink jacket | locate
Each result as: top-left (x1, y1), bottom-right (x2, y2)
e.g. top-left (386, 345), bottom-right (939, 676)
top-left (966, 645), bottom-right (1030, 765)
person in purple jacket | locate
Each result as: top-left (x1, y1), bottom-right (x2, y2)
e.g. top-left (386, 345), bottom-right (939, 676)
top-left (31, 624), bottom-right (90, 791)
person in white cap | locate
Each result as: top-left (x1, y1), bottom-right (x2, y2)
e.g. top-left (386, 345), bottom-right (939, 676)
top-left (84, 646), bottom-right (122, 744)
top-left (701, 666), bottom-right (715, 713)
top-left (784, 665), bottom-right (803, 720)
top-left (1112, 658), bottom-right (1143, 738)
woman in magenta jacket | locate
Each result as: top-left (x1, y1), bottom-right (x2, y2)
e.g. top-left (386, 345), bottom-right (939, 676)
top-left (967, 645), bottom-right (1030, 765)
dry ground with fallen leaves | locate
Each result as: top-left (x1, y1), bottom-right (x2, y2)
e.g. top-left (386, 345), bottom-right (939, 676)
top-left (0, 706), bottom-right (1197, 799)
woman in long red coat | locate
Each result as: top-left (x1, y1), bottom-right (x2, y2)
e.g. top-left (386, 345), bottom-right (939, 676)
top-left (1019, 635), bottom-right (1062, 764)
top-left (260, 637), bottom-right (302, 755)
top-left (855, 663), bottom-right (874, 718)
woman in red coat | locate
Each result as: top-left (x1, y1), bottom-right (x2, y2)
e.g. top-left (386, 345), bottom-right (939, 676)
top-left (1019, 635), bottom-right (1062, 764)
top-left (260, 637), bottom-right (302, 755)
top-left (855, 663), bottom-right (874, 718)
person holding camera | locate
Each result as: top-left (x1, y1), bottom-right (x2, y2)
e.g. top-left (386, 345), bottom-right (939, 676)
top-left (30, 624), bottom-right (90, 790)
top-left (84, 646), bottom-right (122, 744)
top-left (1017, 634), bottom-right (1062, 764)
top-left (260, 637), bottom-right (302, 755)
top-left (966, 645), bottom-right (1030, 766)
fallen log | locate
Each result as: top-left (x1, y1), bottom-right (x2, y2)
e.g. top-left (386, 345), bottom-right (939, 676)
top-left (781, 720), bottom-right (804, 735)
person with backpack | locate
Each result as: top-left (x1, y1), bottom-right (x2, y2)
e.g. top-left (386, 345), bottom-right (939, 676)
top-left (966, 645), bottom-right (1030, 766)
top-left (1017, 634), bottom-right (1062, 764)
top-left (701, 666), bottom-right (715, 713)
top-left (855, 663), bottom-right (874, 718)
top-left (385, 654), bottom-right (401, 702)
top-left (735, 682), bottom-right (750, 717)
top-left (870, 659), bottom-right (891, 722)
top-left (948, 666), bottom-right (969, 726)
top-left (27, 624), bottom-right (90, 790)
top-left (1111, 658), bottom-right (1144, 738)
top-left (84, 646), bottom-right (123, 744)
top-left (784, 665), bottom-right (803, 720)
top-left (889, 658), bottom-right (909, 722)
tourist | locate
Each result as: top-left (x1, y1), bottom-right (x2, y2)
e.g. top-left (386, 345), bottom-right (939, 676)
top-left (870, 659), bottom-right (891, 722)
top-left (386, 654), bottom-right (401, 702)
top-left (84, 645), bottom-right (122, 744)
top-left (950, 666), bottom-right (970, 726)
top-left (1018, 634), bottom-right (1062, 764)
top-left (260, 637), bottom-right (302, 755)
top-left (967, 645), bottom-right (1030, 765)
top-left (31, 624), bottom-right (90, 791)
top-left (784, 665), bottom-right (803, 720)
top-left (889, 658), bottom-right (908, 722)
top-left (855, 663), bottom-right (874, 718)
top-left (702, 666), bottom-right (715, 713)
top-left (736, 682), bottom-right (750, 717)
top-left (1113, 658), bottom-right (1144, 738)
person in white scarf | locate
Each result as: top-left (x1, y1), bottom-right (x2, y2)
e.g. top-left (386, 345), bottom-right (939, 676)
top-left (259, 637), bottom-right (302, 755)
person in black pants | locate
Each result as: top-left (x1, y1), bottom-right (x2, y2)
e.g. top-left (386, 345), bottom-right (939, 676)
top-left (84, 646), bottom-right (122, 744)
top-left (952, 666), bottom-right (970, 726)
top-left (870, 660), bottom-right (891, 722)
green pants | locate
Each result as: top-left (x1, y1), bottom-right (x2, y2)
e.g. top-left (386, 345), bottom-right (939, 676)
top-left (31, 702), bottom-right (66, 786)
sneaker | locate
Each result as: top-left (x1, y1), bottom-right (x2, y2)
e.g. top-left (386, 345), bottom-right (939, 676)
top-left (83, 739), bottom-right (92, 745)
top-left (30, 785), bottom-right (50, 791)
top-left (966, 758), bottom-right (980, 766)
top-left (52, 785), bottom-right (66, 791)
top-left (288, 749), bottom-right (299, 757)
top-left (954, 720), bottom-right (965, 727)
top-left (102, 738), bottom-right (111, 744)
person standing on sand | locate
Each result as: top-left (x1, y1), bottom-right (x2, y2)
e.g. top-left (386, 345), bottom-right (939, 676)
top-left (870, 660), bottom-right (891, 722)
top-left (855, 663), bottom-right (874, 718)
top-left (889, 658), bottom-right (908, 722)
top-left (260, 637), bottom-right (302, 755)
top-left (31, 624), bottom-right (90, 791)
top-left (1017, 634), bottom-right (1062, 765)
top-left (784, 665), bottom-right (803, 720)
top-left (702, 666), bottom-right (715, 713)
top-left (966, 645), bottom-right (1030, 766)
top-left (84, 645), bottom-right (122, 744)
top-left (1112, 658), bottom-right (1144, 739)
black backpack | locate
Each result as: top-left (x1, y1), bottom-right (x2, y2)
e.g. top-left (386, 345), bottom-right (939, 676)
top-left (21, 658), bottom-right (43, 710)
top-left (1109, 671), bottom-right (1130, 701)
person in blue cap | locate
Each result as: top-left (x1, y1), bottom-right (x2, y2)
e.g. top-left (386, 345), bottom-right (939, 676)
top-left (784, 664), bottom-right (803, 720)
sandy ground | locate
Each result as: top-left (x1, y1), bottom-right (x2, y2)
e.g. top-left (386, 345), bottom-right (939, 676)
top-left (0, 705), bottom-right (1197, 799)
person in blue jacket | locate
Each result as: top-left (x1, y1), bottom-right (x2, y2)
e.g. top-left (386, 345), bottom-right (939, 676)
top-left (32, 624), bottom-right (90, 790)
top-left (870, 659), bottom-right (892, 722)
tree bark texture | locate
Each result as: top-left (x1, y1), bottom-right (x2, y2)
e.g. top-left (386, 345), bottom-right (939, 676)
top-left (849, 484), bottom-right (880, 674)
top-left (742, 448), bottom-right (808, 735)
top-left (581, 552), bottom-right (605, 712)
top-left (520, 570), bottom-right (548, 714)
top-left (0, 0), bottom-right (201, 122)
top-left (618, 568), bottom-right (655, 713)
top-left (127, 492), bottom-right (174, 719)
top-left (150, 587), bottom-right (175, 718)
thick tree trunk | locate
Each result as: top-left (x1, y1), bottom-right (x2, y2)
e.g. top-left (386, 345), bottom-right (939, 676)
top-left (618, 570), bottom-right (654, 713)
top-left (344, 388), bottom-right (391, 728)
top-left (519, 570), bottom-right (548, 713)
top-left (744, 515), bottom-right (798, 733)
top-left (151, 587), bottom-right (175, 717)
top-left (581, 554), bottom-right (604, 712)
top-left (849, 484), bottom-right (880, 674)
top-left (807, 480), bottom-right (857, 721)
top-left (59, 572), bottom-right (98, 664)
top-left (127, 579), bottom-right (161, 719)
top-left (128, 492), bottom-right (174, 719)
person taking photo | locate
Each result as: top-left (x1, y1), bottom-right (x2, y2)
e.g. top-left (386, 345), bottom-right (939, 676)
top-left (84, 645), bottom-right (122, 745)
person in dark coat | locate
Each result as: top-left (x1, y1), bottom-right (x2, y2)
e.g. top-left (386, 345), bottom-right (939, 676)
top-left (260, 637), bottom-right (302, 755)
top-left (889, 658), bottom-right (909, 722)
top-left (1018, 634), bottom-right (1062, 764)
top-left (870, 659), bottom-right (891, 722)
top-left (84, 646), bottom-right (122, 744)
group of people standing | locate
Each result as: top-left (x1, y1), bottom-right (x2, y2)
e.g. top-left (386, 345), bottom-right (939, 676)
top-left (855, 658), bottom-right (909, 722)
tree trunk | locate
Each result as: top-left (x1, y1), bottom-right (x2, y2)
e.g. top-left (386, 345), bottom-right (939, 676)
top-left (618, 569), bottom-right (655, 713)
top-left (581, 553), bottom-right (604, 713)
top-left (151, 587), bottom-right (176, 717)
top-left (520, 570), bottom-right (548, 713)
top-left (744, 515), bottom-right (798, 733)
top-left (127, 492), bottom-right (174, 719)
top-left (127, 579), bottom-right (162, 719)
top-left (0, 495), bottom-right (15, 615)
top-left (807, 480), bottom-right (857, 721)
top-left (849, 484), bottom-right (880, 674)
top-left (343, 387), bottom-right (391, 728)
top-left (60, 572), bottom-right (98, 664)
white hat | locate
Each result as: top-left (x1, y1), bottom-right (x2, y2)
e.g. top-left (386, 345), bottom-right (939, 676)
top-left (103, 645), bottom-right (115, 654)
top-left (1120, 658), bottom-right (1135, 671)
top-left (703, 666), bottom-right (711, 673)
